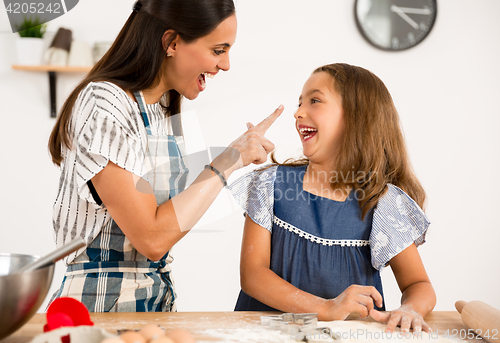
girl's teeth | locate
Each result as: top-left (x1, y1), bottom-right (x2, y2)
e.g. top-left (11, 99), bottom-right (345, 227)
top-left (299, 127), bottom-right (317, 134)
top-left (299, 127), bottom-right (317, 140)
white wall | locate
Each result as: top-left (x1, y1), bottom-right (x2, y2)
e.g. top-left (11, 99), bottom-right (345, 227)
top-left (1, 0), bottom-right (499, 315)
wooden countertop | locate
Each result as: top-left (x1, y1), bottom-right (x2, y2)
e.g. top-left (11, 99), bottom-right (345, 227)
top-left (12, 65), bottom-right (92, 73)
top-left (4, 311), bottom-right (476, 342)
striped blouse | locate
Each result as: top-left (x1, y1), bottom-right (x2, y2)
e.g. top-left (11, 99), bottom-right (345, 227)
top-left (53, 81), bottom-right (168, 264)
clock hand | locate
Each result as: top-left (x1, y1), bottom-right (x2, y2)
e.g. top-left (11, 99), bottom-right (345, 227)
top-left (392, 7), bottom-right (432, 15)
top-left (391, 4), bottom-right (419, 30)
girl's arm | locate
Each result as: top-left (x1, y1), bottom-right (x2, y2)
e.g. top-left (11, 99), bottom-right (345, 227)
top-left (91, 107), bottom-right (282, 261)
top-left (240, 215), bottom-right (383, 320)
top-left (370, 243), bottom-right (436, 333)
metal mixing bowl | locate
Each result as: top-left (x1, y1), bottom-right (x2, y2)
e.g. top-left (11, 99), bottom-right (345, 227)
top-left (0, 253), bottom-right (55, 340)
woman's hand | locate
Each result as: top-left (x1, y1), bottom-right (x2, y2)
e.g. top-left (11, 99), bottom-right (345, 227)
top-left (320, 285), bottom-right (383, 321)
top-left (370, 304), bottom-right (432, 333)
top-left (212, 105), bottom-right (283, 177)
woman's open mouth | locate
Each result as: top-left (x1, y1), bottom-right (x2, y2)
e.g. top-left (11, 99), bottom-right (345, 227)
top-left (197, 72), bottom-right (216, 92)
top-left (197, 73), bottom-right (206, 91)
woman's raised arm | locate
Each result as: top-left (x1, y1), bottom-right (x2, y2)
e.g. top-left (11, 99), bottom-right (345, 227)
top-left (91, 106), bottom-right (283, 261)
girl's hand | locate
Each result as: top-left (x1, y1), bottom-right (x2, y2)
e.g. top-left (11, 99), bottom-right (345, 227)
top-left (213, 105), bottom-right (283, 176)
top-left (321, 285), bottom-right (384, 321)
top-left (370, 305), bottom-right (432, 333)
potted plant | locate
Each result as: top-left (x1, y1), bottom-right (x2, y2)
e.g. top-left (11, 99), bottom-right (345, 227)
top-left (15, 17), bottom-right (47, 66)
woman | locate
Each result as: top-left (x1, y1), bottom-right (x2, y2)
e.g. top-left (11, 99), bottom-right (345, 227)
top-left (48, 0), bottom-right (283, 312)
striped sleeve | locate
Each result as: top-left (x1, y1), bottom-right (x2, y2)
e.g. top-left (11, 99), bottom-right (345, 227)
top-left (73, 82), bottom-right (146, 204)
top-left (228, 165), bottom-right (278, 232)
top-left (370, 184), bottom-right (430, 271)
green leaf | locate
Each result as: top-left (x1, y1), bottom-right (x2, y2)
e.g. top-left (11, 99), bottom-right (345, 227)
top-left (16, 16), bottom-right (47, 38)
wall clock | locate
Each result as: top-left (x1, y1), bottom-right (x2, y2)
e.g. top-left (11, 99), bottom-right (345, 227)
top-left (354, 0), bottom-right (437, 51)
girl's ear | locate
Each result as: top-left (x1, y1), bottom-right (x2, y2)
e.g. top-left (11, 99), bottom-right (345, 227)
top-left (162, 29), bottom-right (179, 55)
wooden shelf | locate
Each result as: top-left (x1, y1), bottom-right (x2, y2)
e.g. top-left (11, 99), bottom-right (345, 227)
top-left (12, 65), bottom-right (92, 118)
top-left (12, 65), bottom-right (92, 72)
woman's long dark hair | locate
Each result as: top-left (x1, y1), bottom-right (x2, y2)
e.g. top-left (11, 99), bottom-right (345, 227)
top-left (49, 0), bottom-right (235, 166)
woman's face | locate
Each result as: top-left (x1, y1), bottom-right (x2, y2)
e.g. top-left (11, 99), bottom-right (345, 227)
top-left (165, 14), bottom-right (237, 100)
top-left (294, 72), bottom-right (345, 165)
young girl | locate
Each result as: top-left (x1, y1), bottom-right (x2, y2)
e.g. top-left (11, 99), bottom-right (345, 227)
top-left (230, 63), bottom-right (436, 333)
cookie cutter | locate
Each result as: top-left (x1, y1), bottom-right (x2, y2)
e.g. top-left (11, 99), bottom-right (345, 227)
top-left (261, 313), bottom-right (318, 335)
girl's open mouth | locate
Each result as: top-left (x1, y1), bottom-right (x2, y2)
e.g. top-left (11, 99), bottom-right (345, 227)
top-left (299, 126), bottom-right (318, 141)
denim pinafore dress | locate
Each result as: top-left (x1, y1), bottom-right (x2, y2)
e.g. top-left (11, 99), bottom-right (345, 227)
top-left (51, 91), bottom-right (189, 312)
top-left (230, 165), bottom-right (430, 312)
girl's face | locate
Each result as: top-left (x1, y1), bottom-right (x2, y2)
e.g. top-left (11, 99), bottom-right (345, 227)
top-left (295, 72), bottom-right (345, 165)
top-left (164, 14), bottom-right (237, 100)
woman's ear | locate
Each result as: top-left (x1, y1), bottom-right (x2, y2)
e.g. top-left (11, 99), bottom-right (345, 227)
top-left (162, 29), bottom-right (179, 55)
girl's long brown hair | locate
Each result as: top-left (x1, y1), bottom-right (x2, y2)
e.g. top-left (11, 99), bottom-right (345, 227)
top-left (48, 0), bottom-right (235, 166)
top-left (274, 63), bottom-right (426, 219)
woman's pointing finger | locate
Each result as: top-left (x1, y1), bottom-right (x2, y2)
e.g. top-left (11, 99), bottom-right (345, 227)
top-left (253, 105), bottom-right (284, 134)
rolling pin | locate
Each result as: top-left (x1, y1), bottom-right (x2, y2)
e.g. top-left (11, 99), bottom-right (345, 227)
top-left (455, 300), bottom-right (500, 342)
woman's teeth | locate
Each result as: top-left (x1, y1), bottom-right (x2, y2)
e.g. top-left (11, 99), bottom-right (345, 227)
top-left (198, 73), bottom-right (215, 91)
top-left (198, 74), bottom-right (206, 90)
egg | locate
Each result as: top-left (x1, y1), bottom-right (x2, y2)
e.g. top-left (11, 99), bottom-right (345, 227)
top-left (101, 338), bottom-right (126, 343)
top-left (139, 324), bottom-right (165, 341)
top-left (150, 337), bottom-right (175, 343)
top-left (166, 329), bottom-right (195, 343)
top-left (120, 331), bottom-right (147, 343)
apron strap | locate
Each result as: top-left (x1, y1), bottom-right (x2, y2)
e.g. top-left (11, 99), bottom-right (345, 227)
top-left (64, 253), bottom-right (174, 276)
top-left (134, 90), bottom-right (152, 135)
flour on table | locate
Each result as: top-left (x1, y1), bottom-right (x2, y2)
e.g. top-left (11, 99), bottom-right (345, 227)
top-left (196, 325), bottom-right (296, 343)
top-left (196, 320), bottom-right (463, 342)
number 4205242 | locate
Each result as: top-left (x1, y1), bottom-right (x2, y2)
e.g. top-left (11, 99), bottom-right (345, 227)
top-left (6, 2), bottom-right (61, 14)
top-left (442, 328), bottom-right (499, 340)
